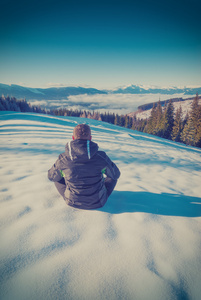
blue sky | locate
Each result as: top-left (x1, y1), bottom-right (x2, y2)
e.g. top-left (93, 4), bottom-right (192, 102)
top-left (1, 0), bottom-right (201, 89)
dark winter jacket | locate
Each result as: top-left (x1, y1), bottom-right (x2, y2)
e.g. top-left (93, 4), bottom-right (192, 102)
top-left (48, 139), bottom-right (120, 209)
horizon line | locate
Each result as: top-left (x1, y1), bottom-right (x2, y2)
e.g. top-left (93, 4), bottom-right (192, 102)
top-left (1, 82), bottom-right (201, 90)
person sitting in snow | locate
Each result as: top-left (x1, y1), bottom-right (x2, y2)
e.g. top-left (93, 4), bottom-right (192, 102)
top-left (48, 124), bottom-right (120, 209)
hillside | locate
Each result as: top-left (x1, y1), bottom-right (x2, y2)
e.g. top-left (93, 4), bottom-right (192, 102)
top-left (0, 83), bottom-right (106, 100)
top-left (128, 96), bottom-right (201, 120)
top-left (0, 112), bottom-right (201, 300)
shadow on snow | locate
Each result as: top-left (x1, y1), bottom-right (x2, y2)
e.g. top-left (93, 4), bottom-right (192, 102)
top-left (99, 191), bottom-right (201, 217)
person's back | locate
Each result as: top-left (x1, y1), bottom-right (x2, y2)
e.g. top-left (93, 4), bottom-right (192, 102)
top-left (48, 124), bottom-right (120, 209)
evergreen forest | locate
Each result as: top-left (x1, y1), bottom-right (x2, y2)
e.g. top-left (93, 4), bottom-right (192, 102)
top-left (1, 94), bottom-right (201, 148)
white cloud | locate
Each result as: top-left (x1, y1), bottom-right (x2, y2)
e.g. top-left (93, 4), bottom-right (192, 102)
top-left (28, 93), bottom-right (189, 115)
top-left (66, 93), bottom-right (186, 114)
top-left (28, 100), bottom-right (48, 106)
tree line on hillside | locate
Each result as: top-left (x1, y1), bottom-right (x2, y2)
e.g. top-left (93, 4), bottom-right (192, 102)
top-left (141, 93), bottom-right (201, 148)
top-left (0, 95), bottom-right (47, 114)
top-left (0, 94), bottom-right (201, 148)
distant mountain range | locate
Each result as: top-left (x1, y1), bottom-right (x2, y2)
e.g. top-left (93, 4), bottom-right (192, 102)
top-left (0, 83), bottom-right (106, 100)
top-left (113, 84), bottom-right (201, 95)
top-left (0, 83), bottom-right (200, 101)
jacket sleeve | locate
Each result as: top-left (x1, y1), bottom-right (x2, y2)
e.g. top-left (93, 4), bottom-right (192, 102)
top-left (99, 152), bottom-right (120, 180)
top-left (48, 154), bottom-right (64, 182)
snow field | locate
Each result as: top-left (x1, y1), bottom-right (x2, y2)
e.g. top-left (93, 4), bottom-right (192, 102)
top-left (135, 98), bottom-right (201, 120)
top-left (0, 111), bottom-right (201, 300)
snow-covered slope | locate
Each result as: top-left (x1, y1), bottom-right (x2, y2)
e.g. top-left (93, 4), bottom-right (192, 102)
top-left (1, 112), bottom-right (201, 300)
top-left (130, 97), bottom-right (201, 120)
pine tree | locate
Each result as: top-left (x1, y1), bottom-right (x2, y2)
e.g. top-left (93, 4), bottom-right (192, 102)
top-left (111, 113), bottom-right (115, 124)
top-left (125, 116), bottom-right (132, 128)
top-left (128, 116), bottom-right (133, 128)
top-left (181, 93), bottom-right (201, 147)
top-left (195, 105), bottom-right (201, 147)
top-left (114, 114), bottom-right (120, 126)
top-left (145, 104), bottom-right (157, 134)
top-left (155, 100), bottom-right (163, 136)
top-left (181, 116), bottom-right (195, 145)
top-left (162, 100), bottom-right (174, 139)
top-left (171, 106), bottom-right (183, 142)
top-left (80, 111), bottom-right (87, 118)
top-left (131, 116), bottom-right (137, 130)
top-left (119, 115), bottom-right (125, 127)
top-left (191, 93), bottom-right (201, 147)
top-left (138, 119), bottom-right (146, 132)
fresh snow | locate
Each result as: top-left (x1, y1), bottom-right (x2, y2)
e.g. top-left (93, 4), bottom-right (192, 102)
top-left (133, 98), bottom-right (201, 120)
top-left (116, 84), bottom-right (201, 90)
top-left (0, 111), bottom-right (201, 300)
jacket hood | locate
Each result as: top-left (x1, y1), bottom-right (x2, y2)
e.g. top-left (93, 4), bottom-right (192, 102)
top-left (65, 139), bottom-right (98, 162)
